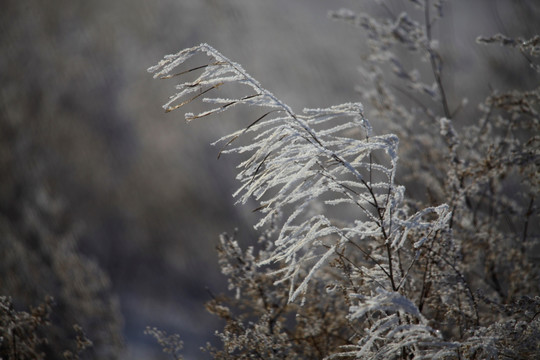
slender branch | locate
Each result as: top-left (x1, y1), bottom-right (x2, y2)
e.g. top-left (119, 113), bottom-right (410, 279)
top-left (362, 173), bottom-right (396, 291)
top-left (385, 243), bottom-right (397, 291)
top-left (424, 0), bottom-right (451, 119)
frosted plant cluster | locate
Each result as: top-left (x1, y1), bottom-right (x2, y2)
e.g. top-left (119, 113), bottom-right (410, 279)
top-left (147, 1), bottom-right (539, 358)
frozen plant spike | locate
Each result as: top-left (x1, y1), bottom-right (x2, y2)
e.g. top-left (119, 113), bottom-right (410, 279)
top-left (149, 44), bottom-right (450, 302)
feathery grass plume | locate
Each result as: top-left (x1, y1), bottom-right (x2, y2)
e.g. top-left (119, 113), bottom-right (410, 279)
top-left (148, 43), bottom-right (450, 301)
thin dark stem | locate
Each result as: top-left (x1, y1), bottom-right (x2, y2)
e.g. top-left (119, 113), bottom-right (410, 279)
top-left (417, 255), bottom-right (431, 313)
top-left (358, 169), bottom-right (397, 291)
top-left (357, 168), bottom-right (397, 291)
top-left (424, 0), bottom-right (451, 119)
top-left (385, 243), bottom-right (397, 291)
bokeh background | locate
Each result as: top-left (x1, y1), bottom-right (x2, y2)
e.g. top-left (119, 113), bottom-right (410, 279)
top-left (1, 0), bottom-right (538, 359)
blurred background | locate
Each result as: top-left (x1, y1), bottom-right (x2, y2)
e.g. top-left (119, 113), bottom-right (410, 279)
top-left (1, 0), bottom-right (538, 359)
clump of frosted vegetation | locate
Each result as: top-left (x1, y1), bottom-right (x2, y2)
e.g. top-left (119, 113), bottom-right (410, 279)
top-left (147, 1), bottom-right (539, 358)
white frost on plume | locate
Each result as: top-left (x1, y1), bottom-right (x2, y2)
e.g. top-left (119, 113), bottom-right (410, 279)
top-left (149, 43), bottom-right (450, 304)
